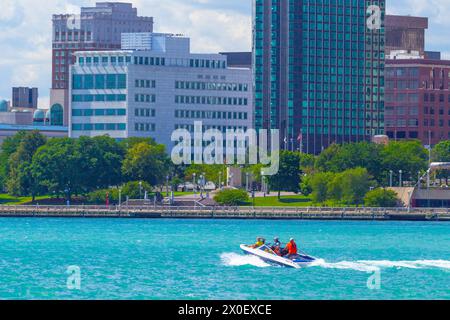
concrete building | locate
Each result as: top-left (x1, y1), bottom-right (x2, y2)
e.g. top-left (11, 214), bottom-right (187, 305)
top-left (385, 15), bottom-right (428, 56)
top-left (12, 87), bottom-right (38, 108)
top-left (385, 56), bottom-right (450, 145)
top-left (0, 124), bottom-right (68, 145)
top-left (69, 33), bottom-right (253, 150)
top-left (51, 2), bottom-right (154, 126)
top-left (253, 0), bottom-right (386, 154)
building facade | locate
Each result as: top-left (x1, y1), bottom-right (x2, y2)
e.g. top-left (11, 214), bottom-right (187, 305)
top-left (51, 2), bottom-right (153, 126)
top-left (69, 34), bottom-right (253, 150)
top-left (385, 15), bottom-right (428, 56)
top-left (253, 0), bottom-right (386, 154)
top-left (385, 58), bottom-right (450, 145)
top-left (12, 87), bottom-right (38, 108)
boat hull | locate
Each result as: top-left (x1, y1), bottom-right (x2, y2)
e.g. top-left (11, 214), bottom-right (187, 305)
top-left (240, 244), bottom-right (315, 269)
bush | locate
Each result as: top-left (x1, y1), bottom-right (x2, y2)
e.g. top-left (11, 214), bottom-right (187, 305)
top-left (87, 189), bottom-right (119, 204)
top-left (122, 181), bottom-right (152, 199)
top-left (214, 189), bottom-right (249, 206)
top-left (364, 188), bottom-right (398, 208)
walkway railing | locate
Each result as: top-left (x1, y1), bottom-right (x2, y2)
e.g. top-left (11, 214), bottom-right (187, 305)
top-left (0, 205), bottom-right (448, 221)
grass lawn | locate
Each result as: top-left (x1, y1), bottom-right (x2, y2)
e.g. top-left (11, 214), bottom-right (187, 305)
top-left (244, 195), bottom-right (314, 207)
top-left (0, 194), bottom-right (50, 206)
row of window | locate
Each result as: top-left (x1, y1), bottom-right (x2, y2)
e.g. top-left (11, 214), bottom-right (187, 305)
top-left (424, 107), bottom-right (450, 115)
top-left (135, 108), bottom-right (156, 118)
top-left (175, 81), bottom-right (249, 92)
top-left (424, 93), bottom-right (450, 103)
top-left (385, 119), bottom-right (419, 127)
top-left (189, 59), bottom-right (226, 69)
top-left (386, 119), bottom-right (450, 128)
top-left (135, 123), bottom-right (156, 132)
top-left (175, 124), bottom-right (248, 133)
top-left (78, 56), bottom-right (131, 66)
top-left (175, 110), bottom-right (248, 121)
top-left (175, 95), bottom-right (248, 106)
top-left (72, 109), bottom-right (127, 117)
top-left (73, 74), bottom-right (127, 90)
top-left (134, 94), bottom-right (156, 103)
top-left (72, 94), bottom-right (127, 102)
top-left (134, 56), bottom-right (166, 66)
top-left (135, 79), bottom-right (156, 88)
top-left (72, 123), bottom-right (126, 131)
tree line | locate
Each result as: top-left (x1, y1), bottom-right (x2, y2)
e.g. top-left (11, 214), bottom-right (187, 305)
top-left (0, 131), bottom-right (171, 202)
top-left (0, 130), bottom-right (449, 207)
top-left (265, 140), bottom-right (450, 206)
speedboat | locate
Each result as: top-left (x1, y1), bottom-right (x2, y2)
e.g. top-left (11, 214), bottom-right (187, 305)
top-left (240, 244), bottom-right (317, 269)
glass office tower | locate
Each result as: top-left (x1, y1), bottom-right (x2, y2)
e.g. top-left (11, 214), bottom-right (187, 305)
top-left (253, 0), bottom-right (385, 154)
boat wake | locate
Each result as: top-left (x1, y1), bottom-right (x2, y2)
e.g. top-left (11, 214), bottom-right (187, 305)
top-left (221, 253), bottom-right (271, 268)
top-left (221, 253), bottom-right (450, 272)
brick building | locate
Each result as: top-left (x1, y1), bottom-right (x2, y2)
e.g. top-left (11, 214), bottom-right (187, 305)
top-left (385, 58), bottom-right (450, 145)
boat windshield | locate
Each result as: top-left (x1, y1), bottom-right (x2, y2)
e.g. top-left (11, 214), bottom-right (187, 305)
top-left (257, 245), bottom-right (276, 255)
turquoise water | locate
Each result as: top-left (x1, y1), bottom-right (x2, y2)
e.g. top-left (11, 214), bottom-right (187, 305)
top-left (0, 218), bottom-right (448, 300)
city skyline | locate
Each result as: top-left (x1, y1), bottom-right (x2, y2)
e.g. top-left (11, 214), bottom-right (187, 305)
top-left (1, 0), bottom-right (450, 106)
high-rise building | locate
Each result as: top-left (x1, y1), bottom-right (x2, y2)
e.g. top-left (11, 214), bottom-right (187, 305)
top-left (51, 2), bottom-right (154, 126)
top-left (69, 34), bottom-right (253, 150)
top-left (385, 15), bottom-right (428, 56)
top-left (12, 87), bottom-right (38, 108)
top-left (385, 55), bottom-right (450, 145)
top-left (253, 0), bottom-right (386, 154)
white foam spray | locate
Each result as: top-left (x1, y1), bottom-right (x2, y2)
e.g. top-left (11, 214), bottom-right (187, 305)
top-left (221, 253), bottom-right (450, 272)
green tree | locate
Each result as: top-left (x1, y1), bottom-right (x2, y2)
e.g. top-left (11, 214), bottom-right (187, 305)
top-left (185, 164), bottom-right (226, 187)
top-left (316, 142), bottom-right (383, 183)
top-left (214, 189), bottom-right (249, 206)
top-left (121, 181), bottom-right (152, 199)
top-left (31, 138), bottom-right (81, 200)
top-left (364, 188), bottom-right (399, 207)
top-left (267, 151), bottom-right (302, 199)
top-left (381, 141), bottom-right (428, 186)
top-left (76, 136), bottom-right (124, 192)
top-left (6, 131), bottom-right (47, 200)
top-left (310, 172), bottom-right (335, 204)
top-left (432, 140), bottom-right (450, 184)
top-left (328, 167), bottom-right (374, 205)
top-left (0, 131), bottom-right (28, 190)
top-left (122, 142), bottom-right (170, 186)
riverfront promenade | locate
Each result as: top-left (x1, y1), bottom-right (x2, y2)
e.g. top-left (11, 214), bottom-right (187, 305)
top-left (0, 205), bottom-right (449, 221)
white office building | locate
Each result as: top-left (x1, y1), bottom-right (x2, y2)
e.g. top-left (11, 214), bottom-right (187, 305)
top-left (69, 33), bottom-right (253, 150)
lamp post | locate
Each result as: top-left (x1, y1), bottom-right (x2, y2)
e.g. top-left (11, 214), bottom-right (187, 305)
top-left (119, 188), bottom-right (122, 208)
top-left (246, 172), bottom-right (249, 191)
top-left (219, 171), bottom-right (222, 190)
top-left (389, 170), bottom-right (393, 188)
top-left (139, 181), bottom-right (142, 200)
top-left (399, 170), bottom-right (403, 187)
top-left (193, 173), bottom-right (197, 197)
top-left (166, 175), bottom-right (170, 198)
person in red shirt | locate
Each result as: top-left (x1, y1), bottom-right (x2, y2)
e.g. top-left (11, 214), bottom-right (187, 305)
top-left (284, 238), bottom-right (298, 259)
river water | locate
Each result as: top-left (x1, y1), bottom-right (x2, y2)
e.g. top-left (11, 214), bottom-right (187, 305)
top-left (0, 218), bottom-right (448, 300)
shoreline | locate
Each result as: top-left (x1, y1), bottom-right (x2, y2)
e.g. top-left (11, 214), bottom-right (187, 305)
top-left (0, 205), bottom-right (449, 222)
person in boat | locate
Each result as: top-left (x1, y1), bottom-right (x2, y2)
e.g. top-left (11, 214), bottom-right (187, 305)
top-left (251, 237), bottom-right (265, 248)
top-left (284, 238), bottom-right (298, 259)
top-left (271, 237), bottom-right (282, 256)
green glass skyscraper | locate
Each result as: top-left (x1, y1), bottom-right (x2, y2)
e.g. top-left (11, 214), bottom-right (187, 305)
top-left (253, 0), bottom-right (385, 154)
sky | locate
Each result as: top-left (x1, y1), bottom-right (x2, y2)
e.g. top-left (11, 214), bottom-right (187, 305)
top-left (1, 0), bottom-right (450, 107)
